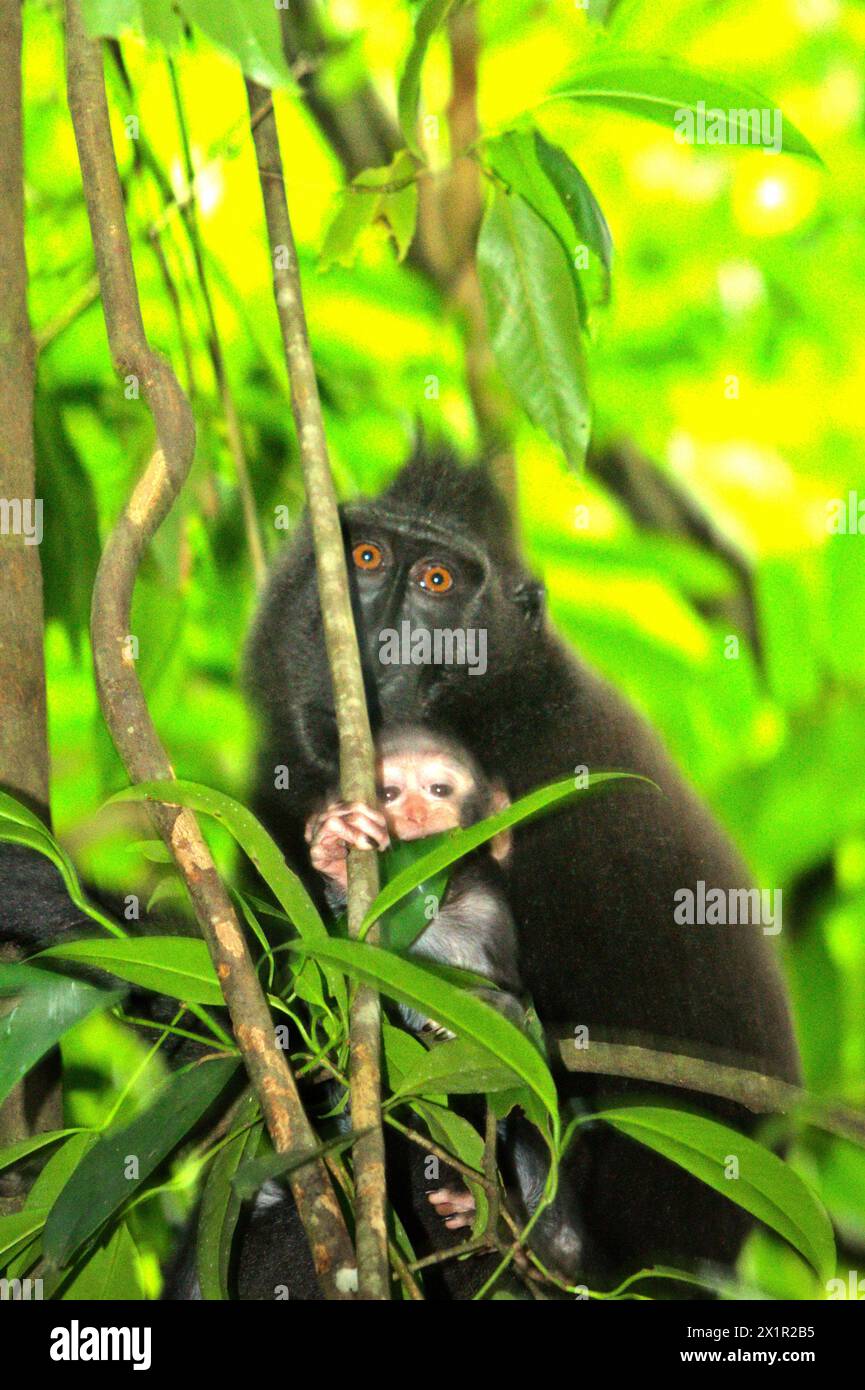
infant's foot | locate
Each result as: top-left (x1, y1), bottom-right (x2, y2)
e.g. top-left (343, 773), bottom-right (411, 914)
top-left (428, 1186), bottom-right (476, 1230)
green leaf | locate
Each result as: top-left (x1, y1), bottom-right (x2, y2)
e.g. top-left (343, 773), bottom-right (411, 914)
top-left (534, 131), bottom-right (612, 298)
top-left (0, 788), bottom-right (57, 836)
top-left (0, 962), bottom-right (124, 1107)
top-left (0, 792), bottom-right (124, 938)
top-left (320, 186), bottom-right (379, 269)
top-left (484, 129), bottom-right (612, 313)
top-left (321, 150), bottom-right (418, 269)
top-left (108, 780), bottom-right (346, 1018)
top-left (178, 0), bottom-right (294, 89)
top-left (377, 833), bottom-right (452, 951)
top-left (394, 1035), bottom-right (522, 1097)
top-left (477, 189), bottom-right (591, 469)
top-left (107, 781), bottom-right (326, 943)
top-left (289, 937), bottom-right (558, 1129)
top-left (363, 771), bottom-right (646, 931)
top-left (197, 1091), bottom-right (263, 1300)
top-left (139, 0), bottom-right (184, 47)
top-left (43, 1057), bottom-right (239, 1268)
top-left (398, 0), bottom-right (462, 156)
top-left (82, 0), bottom-right (183, 47)
top-left (130, 839), bottom-right (174, 864)
top-left (413, 1099), bottom-right (486, 1173)
top-left (0, 1209), bottom-right (48, 1262)
top-left (0, 1129), bottom-right (79, 1177)
top-left (36, 936), bottom-right (224, 1007)
top-left (81, 0), bottom-right (144, 38)
top-left (595, 1106), bottom-right (836, 1282)
top-left (60, 1222), bottom-right (145, 1300)
top-left (382, 1019), bottom-right (431, 1092)
top-left (411, 1099), bottom-right (488, 1233)
top-left (550, 56), bottom-right (821, 162)
top-left (26, 1133), bottom-right (96, 1211)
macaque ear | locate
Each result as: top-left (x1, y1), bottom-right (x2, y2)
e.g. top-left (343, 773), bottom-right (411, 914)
top-left (489, 782), bottom-right (511, 863)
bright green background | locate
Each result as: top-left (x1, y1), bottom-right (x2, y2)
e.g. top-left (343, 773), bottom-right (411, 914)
top-left (20, 0), bottom-right (865, 1296)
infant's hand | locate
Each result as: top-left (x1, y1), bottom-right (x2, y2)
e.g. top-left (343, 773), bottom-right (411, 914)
top-left (305, 801), bottom-right (390, 887)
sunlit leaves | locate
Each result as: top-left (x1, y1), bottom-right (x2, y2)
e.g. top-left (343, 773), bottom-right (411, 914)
top-left (478, 188), bottom-right (590, 469)
top-left (83, 0), bottom-right (294, 87)
top-left (550, 55), bottom-right (821, 162)
top-left (398, 0), bottom-right (464, 157)
top-left (483, 130), bottom-right (612, 315)
top-left (321, 151), bottom-right (419, 269)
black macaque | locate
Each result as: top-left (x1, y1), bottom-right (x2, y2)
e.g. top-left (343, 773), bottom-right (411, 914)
top-left (243, 446), bottom-right (800, 1296)
top-left (305, 723), bottom-right (583, 1277)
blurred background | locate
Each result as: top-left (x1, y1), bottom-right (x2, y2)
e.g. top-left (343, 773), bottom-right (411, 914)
top-left (19, 0), bottom-right (865, 1294)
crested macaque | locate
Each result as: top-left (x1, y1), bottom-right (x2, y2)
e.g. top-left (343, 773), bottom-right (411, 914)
top-left (247, 446), bottom-right (801, 1294)
top-left (305, 724), bottom-right (524, 1035)
top-left (1, 448), bottom-right (802, 1299)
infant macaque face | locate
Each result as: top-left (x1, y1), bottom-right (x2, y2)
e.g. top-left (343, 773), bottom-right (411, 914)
top-left (305, 743), bottom-right (480, 888)
top-left (377, 749), bottom-right (473, 842)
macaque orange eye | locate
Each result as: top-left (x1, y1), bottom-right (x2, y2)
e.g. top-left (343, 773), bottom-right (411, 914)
top-left (429, 784), bottom-right (453, 798)
top-left (417, 563), bottom-right (454, 594)
top-left (353, 542), bottom-right (383, 571)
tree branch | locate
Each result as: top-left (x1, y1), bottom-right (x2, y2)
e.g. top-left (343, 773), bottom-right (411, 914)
top-left (0, 0), bottom-right (50, 823)
top-left (0, 0), bottom-right (63, 1211)
top-left (245, 77), bottom-right (389, 1299)
top-left (556, 1037), bottom-right (865, 1146)
top-left (64, 0), bottom-right (357, 1300)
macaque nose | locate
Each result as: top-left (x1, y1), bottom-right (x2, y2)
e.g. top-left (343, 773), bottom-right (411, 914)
top-left (402, 794), bottom-right (427, 826)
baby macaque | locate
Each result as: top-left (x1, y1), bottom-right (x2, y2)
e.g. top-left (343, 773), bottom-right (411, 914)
top-left (305, 726), bottom-right (585, 1282)
top-left (305, 724), bottom-right (526, 1035)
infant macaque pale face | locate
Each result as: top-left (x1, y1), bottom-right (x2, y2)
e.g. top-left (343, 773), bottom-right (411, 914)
top-left (378, 748), bottom-right (474, 841)
top-left (305, 746), bottom-right (473, 888)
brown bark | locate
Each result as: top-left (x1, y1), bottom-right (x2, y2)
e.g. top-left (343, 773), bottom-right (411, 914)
top-left (0, 0), bottom-right (62, 1212)
top-left (0, 0), bottom-right (49, 823)
top-left (65, 0), bottom-right (356, 1298)
top-left (246, 78), bottom-right (390, 1300)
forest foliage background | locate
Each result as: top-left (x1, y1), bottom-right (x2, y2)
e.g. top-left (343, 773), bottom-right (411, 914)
top-left (13, 0), bottom-right (865, 1296)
